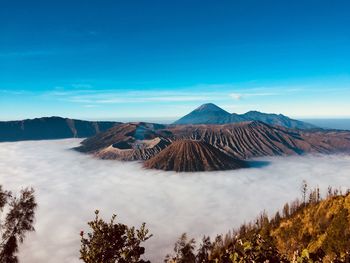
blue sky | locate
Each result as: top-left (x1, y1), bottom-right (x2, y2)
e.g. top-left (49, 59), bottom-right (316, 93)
top-left (1, 0), bottom-right (350, 121)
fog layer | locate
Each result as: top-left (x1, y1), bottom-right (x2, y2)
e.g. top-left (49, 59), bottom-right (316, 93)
top-left (0, 139), bottom-right (349, 262)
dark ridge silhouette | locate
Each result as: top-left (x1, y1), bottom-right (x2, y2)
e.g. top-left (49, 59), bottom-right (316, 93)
top-left (144, 140), bottom-right (248, 172)
top-left (0, 117), bottom-right (120, 142)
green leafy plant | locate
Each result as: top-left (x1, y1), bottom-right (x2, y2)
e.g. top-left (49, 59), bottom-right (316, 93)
top-left (80, 210), bottom-right (152, 263)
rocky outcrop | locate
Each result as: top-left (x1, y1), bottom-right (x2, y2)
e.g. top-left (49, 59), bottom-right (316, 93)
top-left (168, 121), bottom-right (349, 159)
top-left (96, 137), bottom-right (171, 161)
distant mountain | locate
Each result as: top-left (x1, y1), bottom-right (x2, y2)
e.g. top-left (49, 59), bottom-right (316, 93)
top-left (242, 111), bottom-right (315, 129)
top-left (173, 103), bottom-right (245, 125)
top-left (143, 139), bottom-right (248, 172)
top-left (0, 117), bottom-right (121, 142)
top-left (173, 103), bottom-right (315, 129)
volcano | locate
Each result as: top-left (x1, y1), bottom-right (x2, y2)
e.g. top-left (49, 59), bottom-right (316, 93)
top-left (143, 140), bottom-right (248, 172)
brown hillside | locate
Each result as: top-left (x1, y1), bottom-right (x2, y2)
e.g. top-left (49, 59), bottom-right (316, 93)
top-left (76, 121), bottom-right (350, 171)
top-left (168, 121), bottom-right (350, 159)
top-left (143, 140), bottom-right (248, 172)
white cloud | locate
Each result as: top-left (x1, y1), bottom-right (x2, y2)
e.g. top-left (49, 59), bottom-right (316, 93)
top-left (229, 93), bottom-right (242, 100)
top-left (0, 89), bottom-right (30, 95)
top-left (39, 83), bottom-right (305, 105)
top-left (229, 92), bottom-right (279, 100)
top-left (45, 88), bottom-right (222, 104)
top-left (83, 104), bottom-right (98, 108)
top-left (1, 140), bottom-right (350, 262)
top-left (93, 96), bottom-right (211, 104)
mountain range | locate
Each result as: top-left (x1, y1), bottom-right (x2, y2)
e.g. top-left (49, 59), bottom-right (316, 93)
top-left (77, 120), bottom-right (350, 172)
top-left (0, 103), bottom-right (316, 142)
top-left (0, 117), bottom-right (120, 142)
top-left (173, 103), bottom-right (316, 129)
top-left (2, 104), bottom-right (349, 172)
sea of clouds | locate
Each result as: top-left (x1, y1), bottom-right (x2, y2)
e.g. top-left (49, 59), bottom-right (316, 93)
top-left (0, 139), bottom-right (350, 262)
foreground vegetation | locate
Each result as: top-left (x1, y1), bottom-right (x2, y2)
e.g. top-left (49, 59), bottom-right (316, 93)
top-left (2, 182), bottom-right (350, 262)
top-left (80, 210), bottom-right (152, 263)
top-left (0, 186), bottom-right (37, 263)
top-left (81, 182), bottom-right (350, 263)
top-left (162, 186), bottom-right (350, 262)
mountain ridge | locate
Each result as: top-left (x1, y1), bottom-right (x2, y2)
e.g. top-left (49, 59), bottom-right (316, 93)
top-left (76, 120), bottom-right (350, 171)
top-left (173, 103), bottom-right (315, 129)
top-left (0, 116), bottom-right (121, 142)
top-left (0, 104), bottom-right (316, 142)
